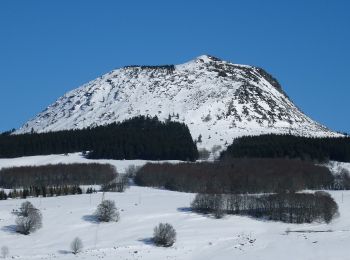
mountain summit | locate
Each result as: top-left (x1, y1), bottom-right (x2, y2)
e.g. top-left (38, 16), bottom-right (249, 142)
top-left (16, 55), bottom-right (340, 150)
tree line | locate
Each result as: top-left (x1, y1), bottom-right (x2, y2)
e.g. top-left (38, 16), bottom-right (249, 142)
top-left (220, 134), bottom-right (350, 162)
top-left (0, 163), bottom-right (117, 188)
top-left (135, 158), bottom-right (335, 194)
top-left (0, 185), bottom-right (84, 200)
top-left (191, 191), bottom-right (339, 224)
top-left (0, 116), bottom-right (198, 161)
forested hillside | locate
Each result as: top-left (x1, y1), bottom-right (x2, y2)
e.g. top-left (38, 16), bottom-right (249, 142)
top-left (0, 116), bottom-right (198, 161)
top-left (220, 134), bottom-right (350, 162)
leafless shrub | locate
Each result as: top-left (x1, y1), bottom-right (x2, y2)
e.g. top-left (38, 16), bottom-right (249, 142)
top-left (15, 201), bottom-right (42, 235)
top-left (95, 200), bottom-right (120, 222)
top-left (70, 237), bottom-right (83, 254)
top-left (17, 201), bottom-right (35, 217)
top-left (153, 223), bottom-right (176, 247)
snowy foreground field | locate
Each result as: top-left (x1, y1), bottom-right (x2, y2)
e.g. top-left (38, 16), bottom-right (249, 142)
top-left (1, 154), bottom-right (350, 260)
top-left (1, 187), bottom-right (350, 260)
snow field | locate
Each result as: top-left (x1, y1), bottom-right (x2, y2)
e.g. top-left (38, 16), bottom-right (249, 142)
top-left (1, 154), bottom-right (350, 259)
top-left (0, 187), bottom-right (350, 259)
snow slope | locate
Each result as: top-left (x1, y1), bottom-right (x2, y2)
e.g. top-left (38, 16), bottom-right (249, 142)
top-left (0, 155), bottom-right (349, 260)
top-left (16, 55), bottom-right (341, 150)
top-left (0, 186), bottom-right (349, 260)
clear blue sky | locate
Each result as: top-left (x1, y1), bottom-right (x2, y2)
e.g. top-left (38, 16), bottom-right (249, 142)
top-left (0, 0), bottom-right (349, 133)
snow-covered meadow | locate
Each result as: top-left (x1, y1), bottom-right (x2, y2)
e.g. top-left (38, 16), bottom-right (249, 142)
top-left (1, 186), bottom-right (350, 260)
top-left (0, 152), bottom-right (181, 173)
top-left (0, 154), bottom-right (350, 260)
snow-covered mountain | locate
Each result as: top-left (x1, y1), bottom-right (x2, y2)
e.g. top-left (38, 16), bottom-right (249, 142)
top-left (16, 55), bottom-right (341, 150)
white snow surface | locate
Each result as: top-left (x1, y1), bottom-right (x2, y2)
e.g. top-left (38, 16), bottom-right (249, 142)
top-left (0, 187), bottom-right (349, 259)
top-left (328, 161), bottom-right (350, 175)
top-left (0, 155), bottom-right (349, 259)
top-left (15, 55), bottom-right (342, 151)
top-left (0, 152), bottom-right (180, 173)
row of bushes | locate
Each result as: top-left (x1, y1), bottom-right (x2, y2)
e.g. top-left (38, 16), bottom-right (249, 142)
top-left (0, 180), bottom-right (132, 200)
top-left (0, 185), bottom-right (85, 200)
top-left (191, 192), bottom-right (339, 223)
top-left (0, 163), bottom-right (117, 188)
top-left (135, 159), bottom-right (335, 193)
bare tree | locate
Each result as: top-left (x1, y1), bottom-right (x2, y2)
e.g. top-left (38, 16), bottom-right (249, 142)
top-left (70, 237), bottom-right (83, 254)
top-left (153, 223), bottom-right (176, 247)
top-left (1, 246), bottom-right (9, 258)
top-left (15, 201), bottom-right (42, 235)
top-left (95, 200), bottom-right (120, 222)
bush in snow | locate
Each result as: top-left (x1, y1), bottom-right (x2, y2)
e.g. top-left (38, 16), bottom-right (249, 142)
top-left (153, 223), bottom-right (176, 247)
top-left (1, 246), bottom-right (9, 258)
top-left (15, 201), bottom-right (42, 235)
top-left (95, 200), bottom-right (120, 222)
top-left (70, 237), bottom-right (83, 254)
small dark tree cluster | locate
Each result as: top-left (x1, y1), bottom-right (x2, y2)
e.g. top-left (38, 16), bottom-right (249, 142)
top-left (14, 201), bottom-right (42, 235)
top-left (0, 116), bottom-right (198, 161)
top-left (86, 187), bottom-right (97, 194)
top-left (0, 163), bottom-right (117, 188)
top-left (8, 185), bottom-right (83, 199)
top-left (0, 190), bottom-right (7, 200)
top-left (221, 134), bottom-right (350, 163)
top-left (135, 159), bottom-right (335, 194)
top-left (191, 192), bottom-right (339, 224)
